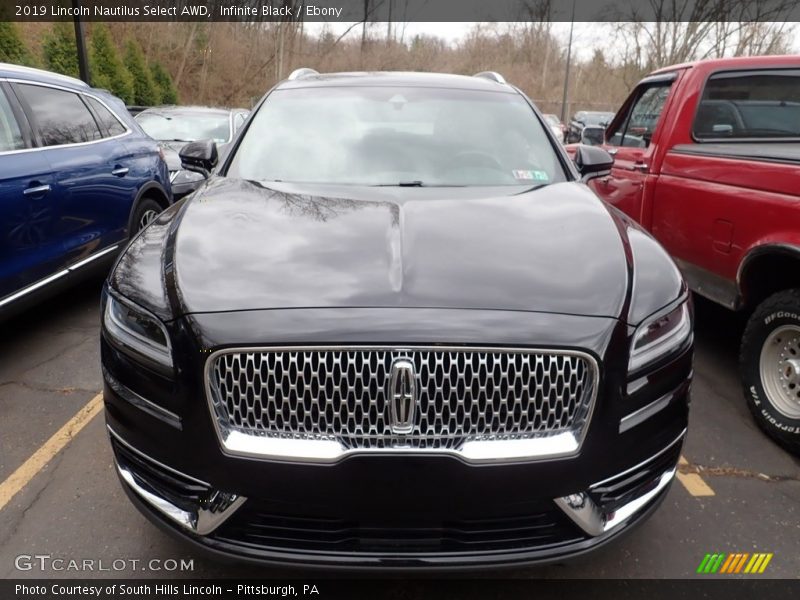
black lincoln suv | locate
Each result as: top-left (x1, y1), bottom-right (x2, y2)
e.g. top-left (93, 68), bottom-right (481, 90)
top-left (101, 69), bottom-right (693, 569)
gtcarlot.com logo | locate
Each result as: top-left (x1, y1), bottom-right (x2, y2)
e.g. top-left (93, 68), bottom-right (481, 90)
top-left (697, 552), bottom-right (773, 574)
top-left (14, 554), bottom-right (194, 572)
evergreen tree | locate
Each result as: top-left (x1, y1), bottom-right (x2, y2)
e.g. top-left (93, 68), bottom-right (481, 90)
top-left (151, 62), bottom-right (178, 105)
top-left (42, 23), bottom-right (79, 77)
top-left (90, 24), bottom-right (134, 103)
top-left (0, 22), bottom-right (35, 66)
top-left (124, 39), bottom-right (159, 106)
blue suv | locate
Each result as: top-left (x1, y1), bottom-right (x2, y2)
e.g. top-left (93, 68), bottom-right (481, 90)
top-left (0, 63), bottom-right (172, 314)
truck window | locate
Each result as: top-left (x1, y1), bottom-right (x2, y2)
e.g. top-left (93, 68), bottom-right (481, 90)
top-left (607, 83), bottom-right (672, 149)
top-left (694, 70), bottom-right (800, 140)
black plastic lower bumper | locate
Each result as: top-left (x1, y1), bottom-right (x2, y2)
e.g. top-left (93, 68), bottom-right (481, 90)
top-left (117, 463), bottom-right (673, 571)
top-left (108, 418), bottom-right (683, 570)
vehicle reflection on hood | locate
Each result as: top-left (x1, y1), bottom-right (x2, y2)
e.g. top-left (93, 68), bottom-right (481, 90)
top-left (169, 177), bottom-right (630, 317)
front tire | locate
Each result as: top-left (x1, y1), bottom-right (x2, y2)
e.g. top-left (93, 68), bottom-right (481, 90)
top-left (131, 198), bottom-right (163, 236)
top-left (740, 289), bottom-right (800, 455)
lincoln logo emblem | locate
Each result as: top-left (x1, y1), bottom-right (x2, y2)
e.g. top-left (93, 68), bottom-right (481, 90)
top-left (389, 358), bottom-right (416, 434)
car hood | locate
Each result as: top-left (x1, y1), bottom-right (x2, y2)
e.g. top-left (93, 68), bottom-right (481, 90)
top-left (168, 178), bottom-right (631, 317)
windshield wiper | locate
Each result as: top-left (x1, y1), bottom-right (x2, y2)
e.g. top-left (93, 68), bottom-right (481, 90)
top-left (374, 181), bottom-right (446, 187)
top-left (513, 183), bottom-right (549, 195)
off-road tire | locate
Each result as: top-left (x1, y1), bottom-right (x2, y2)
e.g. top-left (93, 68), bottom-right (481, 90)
top-left (740, 289), bottom-right (800, 455)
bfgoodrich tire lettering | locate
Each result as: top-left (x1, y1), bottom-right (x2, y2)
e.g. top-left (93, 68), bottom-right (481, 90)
top-left (741, 289), bottom-right (800, 455)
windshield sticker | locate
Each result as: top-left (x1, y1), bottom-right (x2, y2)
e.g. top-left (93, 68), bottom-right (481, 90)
top-left (513, 170), bottom-right (549, 182)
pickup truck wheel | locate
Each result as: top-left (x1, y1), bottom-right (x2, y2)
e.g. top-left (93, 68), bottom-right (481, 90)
top-left (741, 289), bottom-right (800, 455)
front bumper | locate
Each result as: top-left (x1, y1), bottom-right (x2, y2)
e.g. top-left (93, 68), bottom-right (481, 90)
top-left (102, 307), bottom-right (691, 569)
top-left (109, 424), bottom-right (683, 569)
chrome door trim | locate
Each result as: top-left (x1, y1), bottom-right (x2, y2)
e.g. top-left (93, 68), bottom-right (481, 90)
top-left (0, 244), bottom-right (119, 308)
top-left (0, 270), bottom-right (69, 308)
top-left (65, 244), bottom-right (120, 271)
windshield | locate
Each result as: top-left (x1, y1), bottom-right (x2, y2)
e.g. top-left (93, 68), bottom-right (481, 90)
top-left (136, 111), bottom-right (231, 143)
top-left (227, 86), bottom-right (566, 187)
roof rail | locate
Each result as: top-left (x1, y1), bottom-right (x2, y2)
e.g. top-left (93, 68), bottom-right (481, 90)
top-left (287, 68), bottom-right (320, 81)
top-left (0, 62), bottom-right (89, 88)
top-left (473, 71), bottom-right (507, 85)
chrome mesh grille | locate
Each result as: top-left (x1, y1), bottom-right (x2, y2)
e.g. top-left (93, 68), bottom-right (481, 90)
top-left (207, 348), bottom-right (597, 451)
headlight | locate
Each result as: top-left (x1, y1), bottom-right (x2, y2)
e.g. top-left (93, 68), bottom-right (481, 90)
top-left (104, 294), bottom-right (172, 370)
top-left (172, 169), bottom-right (204, 186)
top-left (629, 300), bottom-right (692, 373)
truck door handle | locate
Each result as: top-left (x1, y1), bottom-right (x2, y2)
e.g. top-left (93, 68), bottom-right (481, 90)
top-left (607, 148), bottom-right (619, 156)
top-left (630, 162), bottom-right (648, 173)
top-left (111, 166), bottom-right (129, 177)
top-left (23, 184), bottom-right (51, 196)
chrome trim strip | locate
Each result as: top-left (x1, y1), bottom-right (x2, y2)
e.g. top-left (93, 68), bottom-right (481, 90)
top-left (203, 345), bottom-right (599, 465)
top-left (109, 428), bottom-right (247, 534)
top-left (0, 245), bottom-right (120, 308)
top-left (102, 366), bottom-right (181, 429)
top-left (626, 375), bottom-right (648, 395)
top-left (107, 425), bottom-right (208, 486)
top-left (0, 270), bottom-right (69, 308)
top-left (619, 391), bottom-right (675, 434)
top-left (115, 461), bottom-right (245, 536)
top-left (116, 462), bottom-right (198, 529)
top-left (217, 429), bottom-right (586, 465)
top-left (590, 428), bottom-right (686, 489)
top-left (555, 467), bottom-right (676, 537)
top-left (67, 244), bottom-right (119, 271)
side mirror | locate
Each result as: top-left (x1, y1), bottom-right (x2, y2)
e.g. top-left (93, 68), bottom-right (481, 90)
top-left (574, 144), bottom-right (614, 182)
top-left (179, 139), bottom-right (218, 178)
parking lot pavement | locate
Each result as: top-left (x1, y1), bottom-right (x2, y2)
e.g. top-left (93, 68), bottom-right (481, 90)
top-left (1, 281), bottom-right (798, 580)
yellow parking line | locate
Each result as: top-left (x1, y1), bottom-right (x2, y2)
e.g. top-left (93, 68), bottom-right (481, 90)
top-left (0, 393), bottom-right (103, 512)
top-left (676, 454), bottom-right (716, 497)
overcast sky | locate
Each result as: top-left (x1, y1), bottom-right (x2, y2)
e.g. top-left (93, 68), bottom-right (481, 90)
top-left (304, 21), bottom-right (608, 60)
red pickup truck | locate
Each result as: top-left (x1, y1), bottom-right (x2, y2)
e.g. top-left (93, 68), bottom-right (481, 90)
top-left (584, 55), bottom-right (800, 453)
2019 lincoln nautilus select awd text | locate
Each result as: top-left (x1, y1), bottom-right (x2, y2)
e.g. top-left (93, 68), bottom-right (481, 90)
top-left (101, 69), bottom-right (693, 569)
